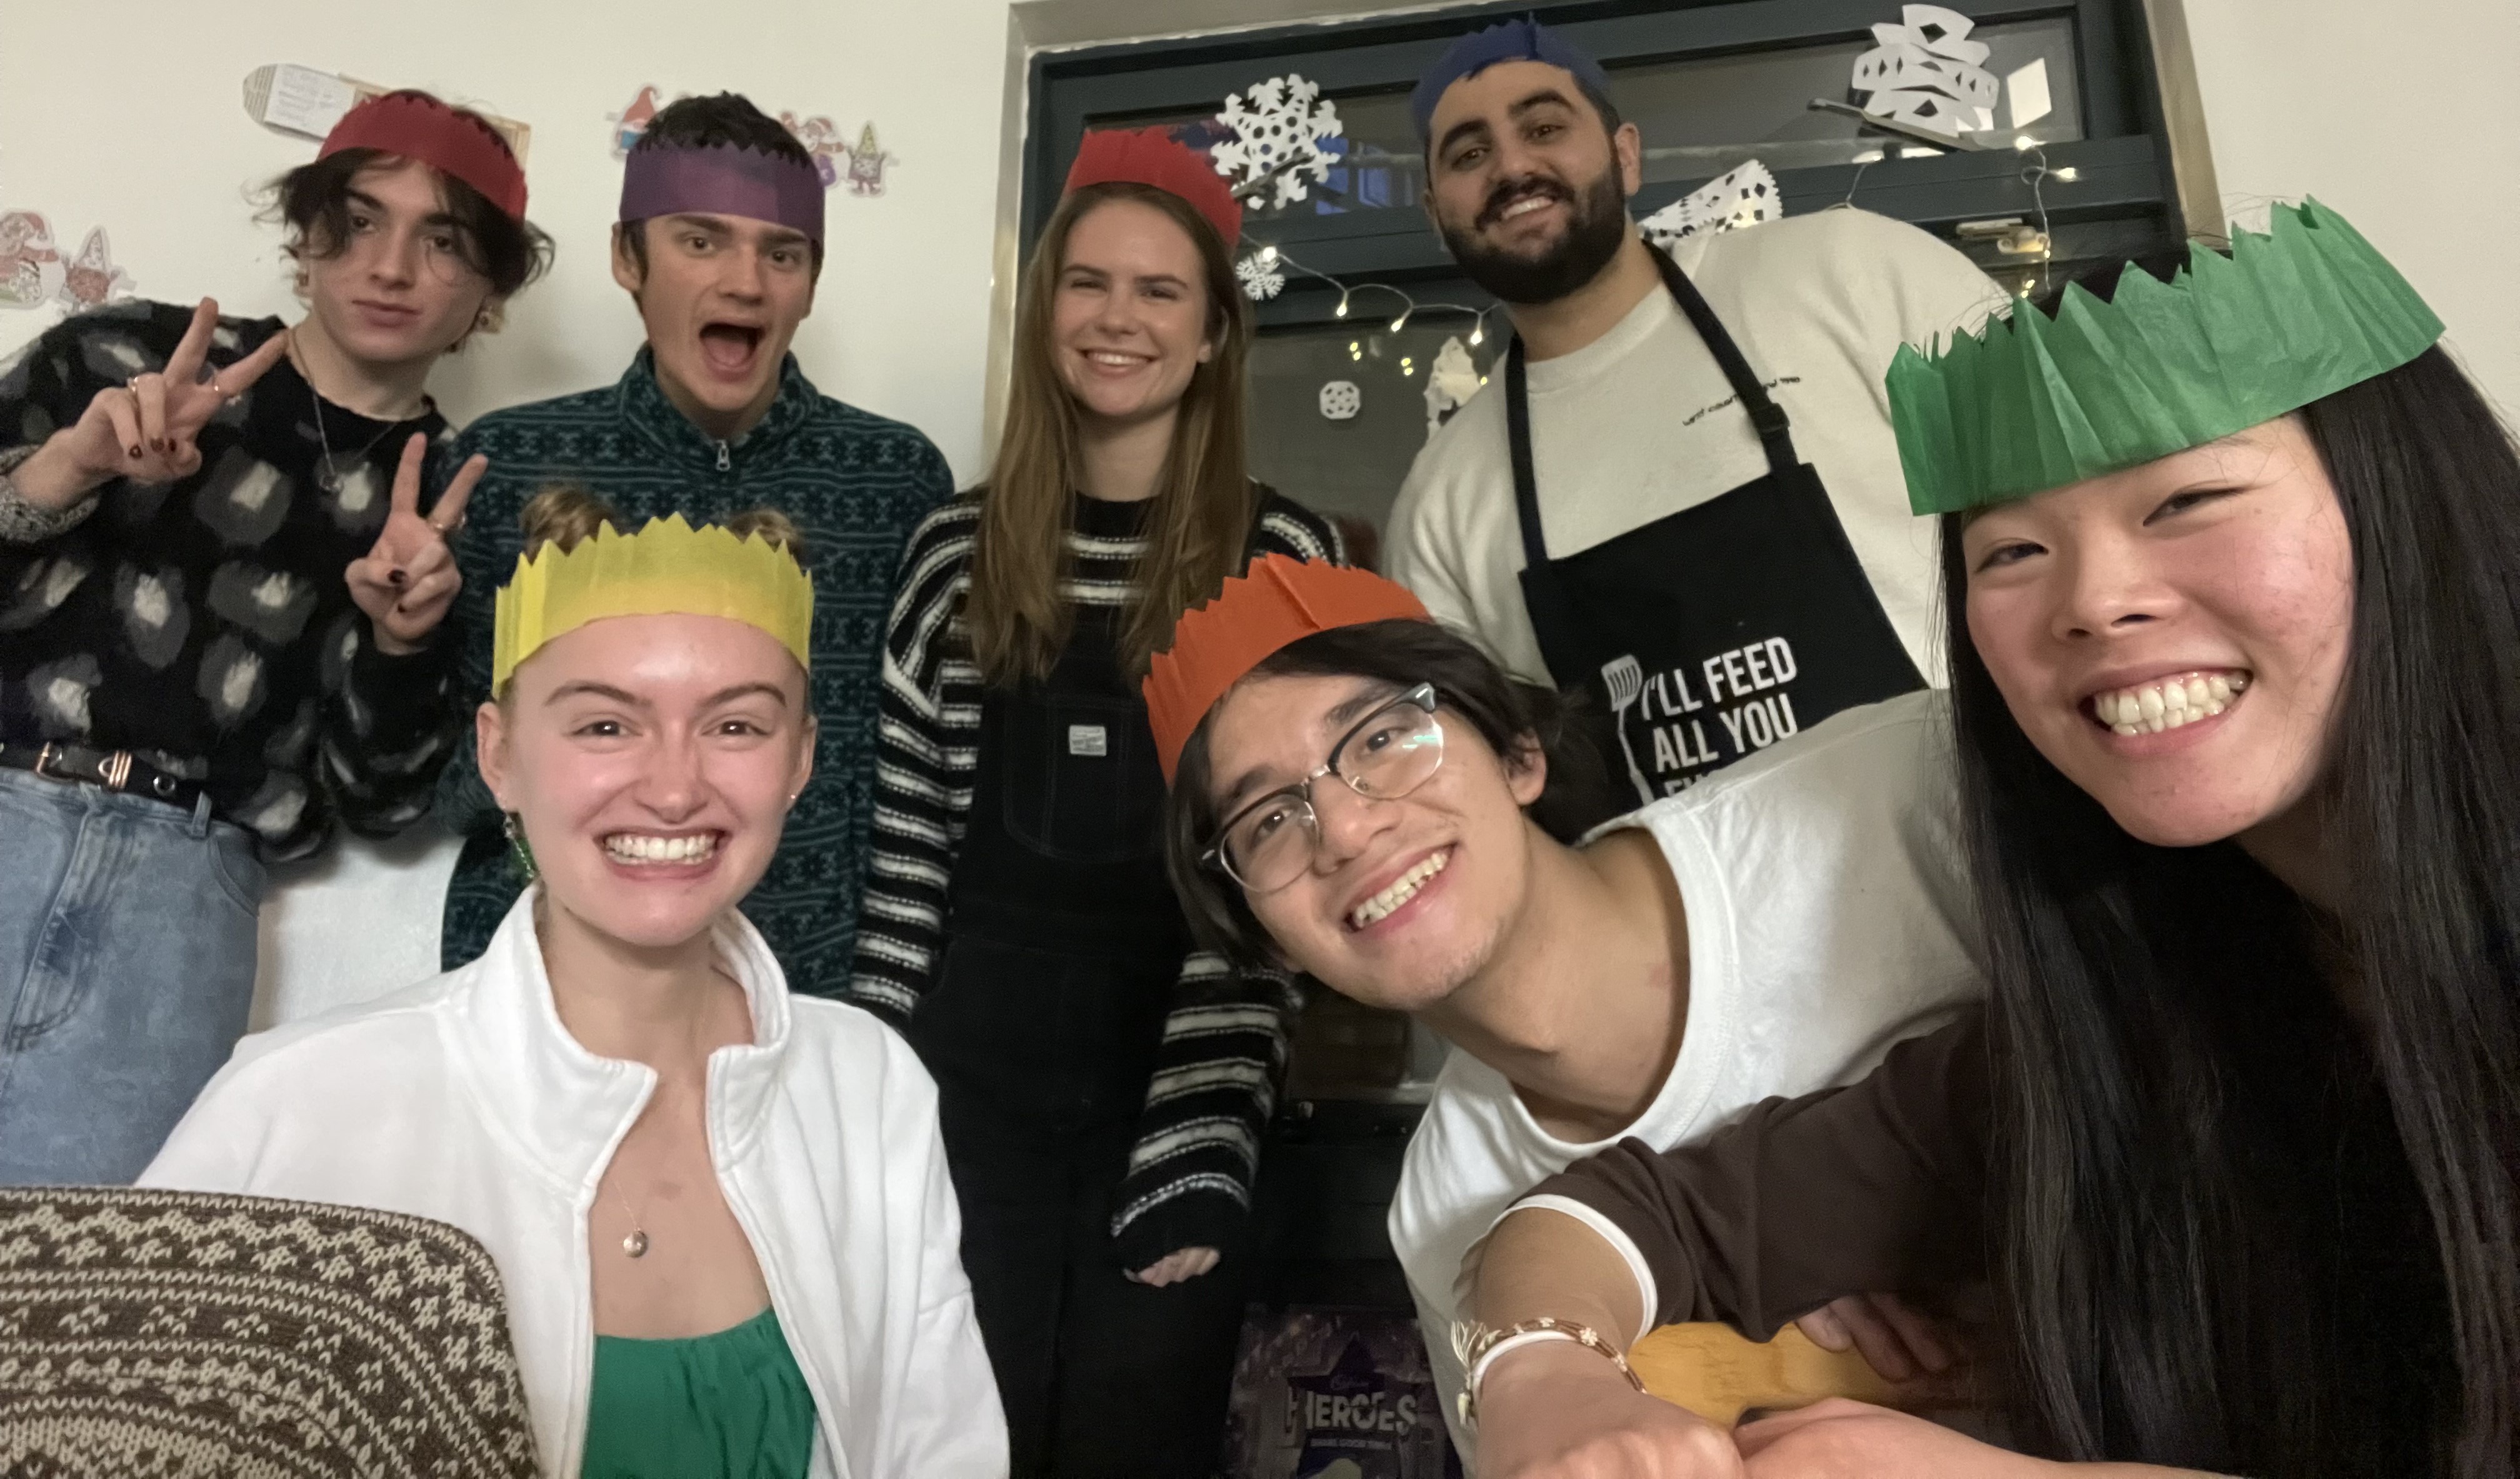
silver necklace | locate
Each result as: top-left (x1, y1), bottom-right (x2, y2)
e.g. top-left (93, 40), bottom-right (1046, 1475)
top-left (287, 327), bottom-right (416, 492)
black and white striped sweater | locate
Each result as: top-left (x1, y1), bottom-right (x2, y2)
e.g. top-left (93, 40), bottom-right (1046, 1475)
top-left (846, 486), bottom-right (1346, 1264)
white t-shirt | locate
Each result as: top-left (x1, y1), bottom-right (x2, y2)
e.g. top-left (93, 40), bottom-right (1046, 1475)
top-left (1387, 209), bottom-right (2009, 689)
top-left (1386, 690), bottom-right (1988, 1463)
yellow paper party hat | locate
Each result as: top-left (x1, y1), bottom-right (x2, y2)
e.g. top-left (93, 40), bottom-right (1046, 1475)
top-left (492, 513), bottom-right (814, 688)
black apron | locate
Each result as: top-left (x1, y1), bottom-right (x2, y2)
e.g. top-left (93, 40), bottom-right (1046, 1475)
top-left (1511, 244), bottom-right (1924, 823)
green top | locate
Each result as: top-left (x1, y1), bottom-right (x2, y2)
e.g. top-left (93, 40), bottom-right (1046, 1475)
top-left (581, 1307), bottom-right (818, 1479)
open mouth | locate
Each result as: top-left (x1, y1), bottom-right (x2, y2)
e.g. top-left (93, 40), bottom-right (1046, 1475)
top-left (1081, 348), bottom-right (1153, 373)
top-left (698, 323), bottom-right (765, 377)
top-left (602, 831), bottom-right (724, 868)
top-left (1480, 181), bottom-right (1568, 229)
top-left (1346, 847), bottom-right (1452, 931)
top-left (2086, 669), bottom-right (2251, 735)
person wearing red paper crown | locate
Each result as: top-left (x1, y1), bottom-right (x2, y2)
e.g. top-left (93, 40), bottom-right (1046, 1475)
top-left (0, 89), bottom-right (549, 1185)
top-left (1146, 554), bottom-right (1988, 1465)
top-left (841, 127), bottom-right (1343, 1475)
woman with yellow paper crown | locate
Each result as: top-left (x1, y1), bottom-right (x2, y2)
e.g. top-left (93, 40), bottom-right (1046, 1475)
top-left (1452, 202), bottom-right (2520, 1476)
top-left (842, 127), bottom-right (1343, 1475)
top-left (143, 492), bottom-right (1006, 1479)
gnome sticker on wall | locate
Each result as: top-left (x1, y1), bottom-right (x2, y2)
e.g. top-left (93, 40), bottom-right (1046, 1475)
top-left (58, 228), bottom-right (134, 311)
top-left (1851, 5), bottom-right (2001, 139)
top-left (0, 213), bottom-right (133, 313)
top-left (613, 88), bottom-right (895, 196)
top-left (0, 212), bottom-right (62, 310)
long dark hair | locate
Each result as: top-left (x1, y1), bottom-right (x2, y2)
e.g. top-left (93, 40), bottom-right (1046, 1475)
top-left (1945, 282), bottom-right (2520, 1473)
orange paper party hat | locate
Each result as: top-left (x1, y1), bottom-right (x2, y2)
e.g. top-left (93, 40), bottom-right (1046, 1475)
top-left (1144, 554), bottom-right (1430, 782)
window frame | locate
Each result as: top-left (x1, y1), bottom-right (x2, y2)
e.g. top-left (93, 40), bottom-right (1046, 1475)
top-left (1023, 0), bottom-right (2204, 328)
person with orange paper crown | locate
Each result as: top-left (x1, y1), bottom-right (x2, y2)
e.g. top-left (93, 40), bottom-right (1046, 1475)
top-left (432, 93), bottom-right (953, 1000)
top-left (146, 493), bottom-right (1005, 1479)
top-left (842, 128), bottom-right (1342, 1475)
top-left (1457, 203), bottom-right (2520, 1478)
top-left (1388, 19), bottom-right (2009, 826)
top-left (1144, 553), bottom-right (1986, 1465)
top-left (0, 89), bottom-right (551, 1185)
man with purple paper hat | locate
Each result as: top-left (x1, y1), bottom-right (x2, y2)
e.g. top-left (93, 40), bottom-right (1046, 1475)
top-left (1388, 19), bottom-right (2008, 815)
top-left (430, 93), bottom-right (952, 993)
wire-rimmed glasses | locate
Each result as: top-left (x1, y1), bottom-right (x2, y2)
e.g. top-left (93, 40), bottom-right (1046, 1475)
top-left (1203, 683), bottom-right (1446, 893)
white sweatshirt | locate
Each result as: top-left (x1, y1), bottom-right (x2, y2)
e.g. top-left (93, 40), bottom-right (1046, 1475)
top-left (1387, 208), bottom-right (2009, 688)
top-left (1385, 692), bottom-right (1988, 1464)
top-left (144, 893), bottom-right (1007, 1479)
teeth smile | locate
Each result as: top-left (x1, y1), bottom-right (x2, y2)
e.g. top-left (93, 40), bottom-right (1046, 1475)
top-left (604, 833), bottom-right (720, 866)
top-left (1088, 351), bottom-right (1146, 366)
top-left (2091, 670), bottom-right (2249, 735)
top-left (1501, 196), bottom-right (1554, 219)
top-left (1348, 850), bottom-right (1450, 930)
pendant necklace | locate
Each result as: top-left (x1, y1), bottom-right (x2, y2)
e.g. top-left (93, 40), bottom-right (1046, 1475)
top-left (612, 1190), bottom-right (650, 1259)
top-left (287, 326), bottom-right (413, 493)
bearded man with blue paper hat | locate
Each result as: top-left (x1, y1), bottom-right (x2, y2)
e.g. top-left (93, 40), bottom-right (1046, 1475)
top-left (1386, 18), bottom-right (2008, 819)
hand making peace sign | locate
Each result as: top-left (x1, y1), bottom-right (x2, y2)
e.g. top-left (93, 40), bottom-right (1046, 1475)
top-left (346, 433), bottom-right (488, 654)
top-left (52, 298), bottom-right (291, 493)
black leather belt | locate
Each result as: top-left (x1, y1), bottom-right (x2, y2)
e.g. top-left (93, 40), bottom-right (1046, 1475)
top-left (0, 741), bottom-right (207, 814)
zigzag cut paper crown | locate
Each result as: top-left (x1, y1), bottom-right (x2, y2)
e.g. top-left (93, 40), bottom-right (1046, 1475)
top-left (1143, 554), bottom-right (1430, 783)
top-left (1066, 128), bottom-right (1244, 249)
top-left (1888, 199), bottom-right (2443, 514)
top-left (321, 91), bottom-right (528, 221)
top-left (492, 514), bottom-right (814, 689)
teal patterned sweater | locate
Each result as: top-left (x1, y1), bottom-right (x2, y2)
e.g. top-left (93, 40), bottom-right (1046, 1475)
top-left (432, 349), bottom-right (952, 990)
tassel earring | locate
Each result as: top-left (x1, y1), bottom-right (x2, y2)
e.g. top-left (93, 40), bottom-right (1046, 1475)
top-left (503, 813), bottom-right (539, 882)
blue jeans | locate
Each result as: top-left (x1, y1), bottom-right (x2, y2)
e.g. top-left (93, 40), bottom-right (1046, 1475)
top-left (0, 768), bottom-right (265, 1185)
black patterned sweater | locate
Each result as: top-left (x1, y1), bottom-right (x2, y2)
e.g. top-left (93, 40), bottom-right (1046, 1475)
top-left (848, 488), bottom-right (1345, 1265)
top-left (0, 303), bottom-right (460, 858)
top-left (432, 349), bottom-right (953, 991)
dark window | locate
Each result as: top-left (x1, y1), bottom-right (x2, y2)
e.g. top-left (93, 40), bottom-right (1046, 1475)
top-left (1026, 0), bottom-right (2198, 530)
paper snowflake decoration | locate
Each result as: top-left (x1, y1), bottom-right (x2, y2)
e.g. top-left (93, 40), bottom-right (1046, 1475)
top-left (1424, 335), bottom-right (1482, 438)
top-left (1211, 74), bottom-right (1344, 211)
top-left (1236, 253), bottom-right (1286, 301)
top-left (1641, 161), bottom-right (1782, 252)
top-left (1851, 4), bottom-right (2000, 140)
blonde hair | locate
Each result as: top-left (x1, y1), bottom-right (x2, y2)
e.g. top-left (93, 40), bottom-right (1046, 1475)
top-left (964, 181), bottom-right (1258, 684)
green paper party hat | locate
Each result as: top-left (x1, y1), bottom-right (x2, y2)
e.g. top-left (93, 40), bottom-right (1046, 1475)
top-left (1889, 199), bottom-right (2442, 515)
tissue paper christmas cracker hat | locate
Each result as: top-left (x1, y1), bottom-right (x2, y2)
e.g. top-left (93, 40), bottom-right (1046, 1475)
top-left (1888, 199), bottom-right (2443, 516)
top-left (1143, 554), bottom-right (1431, 782)
top-left (493, 514), bottom-right (814, 689)
top-left (1064, 127), bottom-right (1244, 249)
top-left (621, 132), bottom-right (826, 243)
top-left (320, 91), bottom-right (529, 221)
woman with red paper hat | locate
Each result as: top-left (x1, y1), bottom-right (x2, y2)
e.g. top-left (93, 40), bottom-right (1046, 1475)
top-left (0, 89), bottom-right (552, 1186)
top-left (844, 127), bottom-right (1344, 1474)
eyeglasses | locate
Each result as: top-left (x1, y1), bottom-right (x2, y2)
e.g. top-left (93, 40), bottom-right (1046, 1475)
top-left (1204, 683), bottom-right (1447, 893)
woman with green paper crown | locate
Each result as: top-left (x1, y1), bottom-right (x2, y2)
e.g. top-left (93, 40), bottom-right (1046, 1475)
top-left (1453, 200), bottom-right (2520, 1478)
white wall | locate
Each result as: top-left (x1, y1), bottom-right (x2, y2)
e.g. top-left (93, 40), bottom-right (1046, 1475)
top-left (2182, 0), bottom-right (2520, 421)
top-left (5, 0), bottom-right (2516, 1022)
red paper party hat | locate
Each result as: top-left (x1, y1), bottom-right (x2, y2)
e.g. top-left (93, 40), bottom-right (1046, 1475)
top-left (322, 91), bottom-right (528, 221)
top-left (1066, 127), bottom-right (1243, 249)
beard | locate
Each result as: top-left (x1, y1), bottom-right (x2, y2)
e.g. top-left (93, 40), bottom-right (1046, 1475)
top-left (1438, 163), bottom-right (1632, 306)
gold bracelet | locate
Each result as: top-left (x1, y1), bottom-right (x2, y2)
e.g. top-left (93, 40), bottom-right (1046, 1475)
top-left (1454, 1315), bottom-right (1649, 1427)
